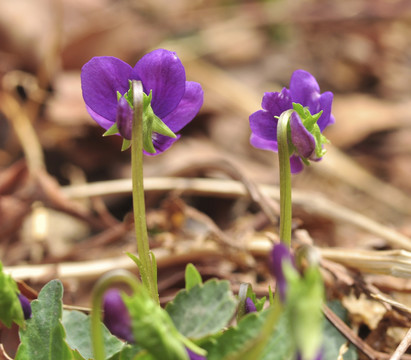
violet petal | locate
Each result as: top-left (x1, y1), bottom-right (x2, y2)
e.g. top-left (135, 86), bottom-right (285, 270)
top-left (103, 289), bottom-right (134, 343)
top-left (317, 91), bottom-right (335, 131)
top-left (297, 348), bottom-right (323, 360)
top-left (143, 133), bottom-right (180, 156)
top-left (250, 133), bottom-right (278, 152)
top-left (249, 109), bottom-right (278, 141)
top-left (290, 112), bottom-right (316, 158)
top-left (132, 49), bottom-right (186, 119)
top-left (261, 88), bottom-right (293, 117)
top-left (186, 347), bottom-right (207, 360)
top-left (289, 70), bottom-right (321, 111)
top-left (18, 293), bottom-right (31, 320)
top-left (290, 155), bottom-right (304, 174)
top-left (161, 81), bottom-right (204, 133)
top-left (81, 57), bottom-right (132, 129)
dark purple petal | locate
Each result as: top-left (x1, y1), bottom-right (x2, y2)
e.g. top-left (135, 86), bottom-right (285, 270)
top-left (161, 81), bottom-right (204, 133)
top-left (290, 155), bottom-right (304, 174)
top-left (81, 57), bottom-right (132, 129)
top-left (18, 293), bottom-right (31, 320)
top-left (289, 70), bottom-right (321, 111)
top-left (317, 91), bottom-right (335, 131)
top-left (103, 289), bottom-right (134, 343)
top-left (250, 133), bottom-right (278, 152)
top-left (143, 134), bottom-right (181, 156)
top-left (249, 110), bottom-right (278, 141)
top-left (290, 112), bottom-right (316, 158)
top-left (271, 243), bottom-right (295, 302)
top-left (186, 347), bottom-right (207, 360)
top-left (132, 49), bottom-right (186, 119)
top-left (245, 297), bottom-right (257, 314)
top-left (261, 88), bottom-right (292, 117)
top-left (116, 97), bottom-right (133, 140)
top-left (297, 349), bottom-right (323, 360)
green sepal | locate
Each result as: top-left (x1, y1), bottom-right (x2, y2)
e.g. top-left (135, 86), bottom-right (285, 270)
top-left (121, 139), bottom-right (131, 151)
top-left (142, 91), bottom-right (176, 154)
top-left (268, 285), bottom-right (274, 306)
top-left (185, 263), bottom-right (203, 291)
top-left (292, 102), bottom-right (329, 159)
top-left (103, 123), bottom-right (119, 137)
top-left (126, 252), bottom-right (150, 292)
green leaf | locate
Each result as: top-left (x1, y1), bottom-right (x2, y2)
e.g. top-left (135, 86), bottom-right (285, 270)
top-left (185, 263), bottom-right (203, 291)
top-left (166, 279), bottom-right (237, 339)
top-left (259, 312), bottom-right (294, 360)
top-left (15, 280), bottom-right (73, 360)
top-left (322, 301), bottom-right (358, 360)
top-left (62, 310), bottom-right (124, 360)
top-left (123, 288), bottom-right (188, 360)
top-left (0, 261), bottom-right (24, 328)
top-left (110, 344), bottom-right (144, 360)
top-left (203, 309), bottom-right (293, 360)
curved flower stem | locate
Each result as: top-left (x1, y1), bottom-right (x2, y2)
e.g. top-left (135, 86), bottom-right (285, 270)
top-left (91, 269), bottom-right (140, 360)
top-left (131, 80), bottom-right (159, 304)
top-left (277, 109), bottom-right (294, 247)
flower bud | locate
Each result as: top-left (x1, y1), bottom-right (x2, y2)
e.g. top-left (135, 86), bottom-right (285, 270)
top-left (244, 297), bottom-right (257, 314)
top-left (116, 96), bottom-right (133, 140)
top-left (103, 289), bottom-right (134, 343)
top-left (17, 293), bottom-right (31, 320)
top-left (271, 243), bottom-right (295, 302)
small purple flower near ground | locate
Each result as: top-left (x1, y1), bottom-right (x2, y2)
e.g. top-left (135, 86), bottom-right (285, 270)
top-left (17, 293), bottom-right (31, 320)
top-left (271, 243), bottom-right (295, 302)
top-left (297, 349), bottom-right (323, 360)
top-left (249, 70), bottom-right (334, 173)
top-left (244, 297), bottom-right (257, 314)
top-left (103, 289), bottom-right (134, 343)
top-left (186, 347), bottom-right (207, 360)
top-left (102, 289), bottom-right (207, 359)
top-left (81, 49), bottom-right (203, 154)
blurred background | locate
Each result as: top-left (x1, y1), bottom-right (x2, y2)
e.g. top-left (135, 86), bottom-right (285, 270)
top-left (2, 0), bottom-right (411, 356)
top-left (1, 0), bottom-right (411, 318)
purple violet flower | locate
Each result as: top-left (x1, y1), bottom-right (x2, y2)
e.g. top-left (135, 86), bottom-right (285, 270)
top-left (271, 243), bottom-right (295, 302)
top-left (17, 293), bottom-right (31, 320)
top-left (249, 70), bottom-right (334, 173)
top-left (103, 289), bottom-right (134, 343)
top-left (297, 349), bottom-right (323, 360)
top-left (81, 49), bottom-right (203, 154)
top-left (244, 297), bottom-right (257, 314)
top-left (186, 347), bottom-right (207, 360)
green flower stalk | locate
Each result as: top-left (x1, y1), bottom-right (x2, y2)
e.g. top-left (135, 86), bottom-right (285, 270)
top-left (249, 70), bottom-right (334, 246)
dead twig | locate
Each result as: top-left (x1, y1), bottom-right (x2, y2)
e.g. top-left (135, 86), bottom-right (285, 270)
top-left (389, 327), bottom-right (411, 360)
top-left (323, 304), bottom-right (411, 360)
top-left (61, 177), bottom-right (411, 251)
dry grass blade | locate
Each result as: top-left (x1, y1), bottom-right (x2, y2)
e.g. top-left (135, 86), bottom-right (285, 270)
top-left (61, 177), bottom-right (411, 251)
